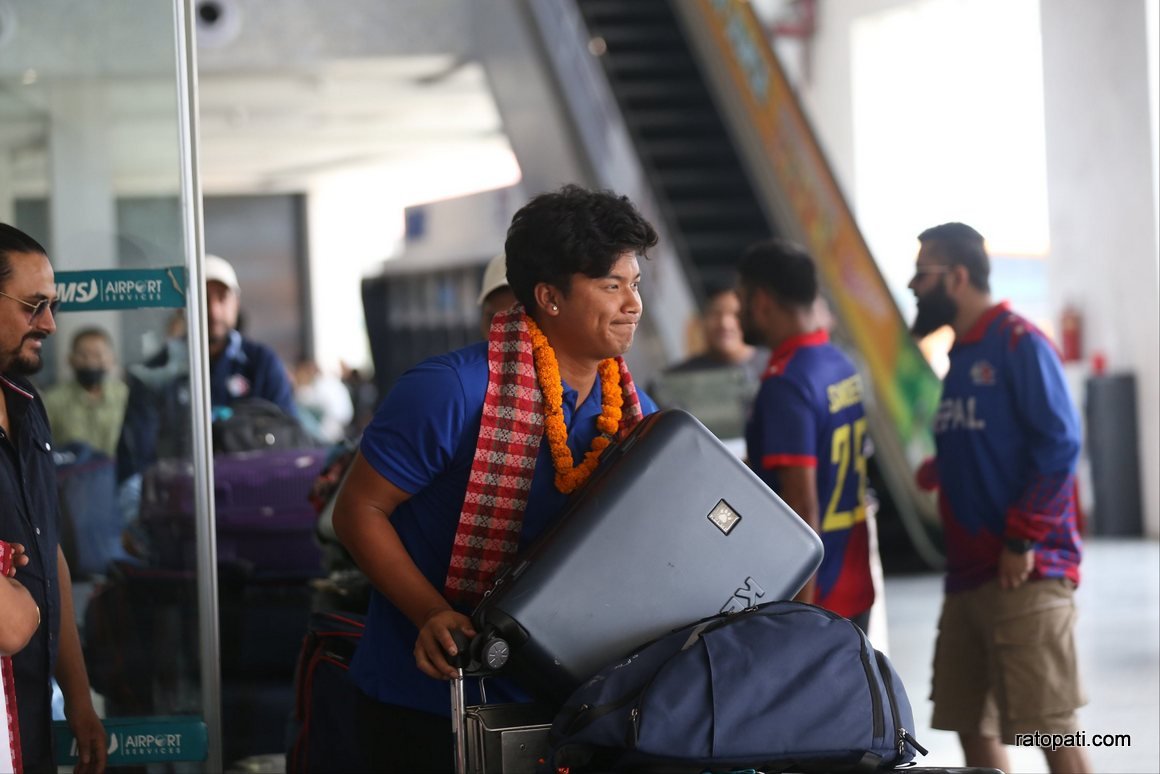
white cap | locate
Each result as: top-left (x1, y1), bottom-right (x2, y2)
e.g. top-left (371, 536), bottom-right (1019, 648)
top-left (204, 254), bottom-right (240, 295)
top-left (476, 253), bottom-right (509, 306)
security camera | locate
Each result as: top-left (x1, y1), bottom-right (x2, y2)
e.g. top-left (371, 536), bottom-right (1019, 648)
top-left (198, 1), bottom-right (224, 25)
top-left (195, 0), bottom-right (242, 48)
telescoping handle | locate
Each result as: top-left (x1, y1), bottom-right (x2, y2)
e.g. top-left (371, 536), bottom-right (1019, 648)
top-left (448, 628), bottom-right (473, 774)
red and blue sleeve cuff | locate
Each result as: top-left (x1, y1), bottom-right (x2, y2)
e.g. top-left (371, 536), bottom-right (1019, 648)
top-left (761, 453), bottom-right (817, 470)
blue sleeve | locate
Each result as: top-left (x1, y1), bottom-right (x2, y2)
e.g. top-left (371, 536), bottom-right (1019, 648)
top-left (753, 376), bottom-right (816, 472)
top-left (359, 360), bottom-right (470, 494)
top-left (257, 350), bottom-right (297, 417)
top-left (1005, 330), bottom-right (1082, 537)
top-left (1009, 332), bottom-right (1081, 474)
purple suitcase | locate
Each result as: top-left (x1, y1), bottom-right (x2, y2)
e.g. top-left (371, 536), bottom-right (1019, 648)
top-left (140, 448), bottom-right (327, 576)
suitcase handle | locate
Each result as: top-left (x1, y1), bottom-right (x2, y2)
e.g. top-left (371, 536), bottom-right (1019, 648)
top-left (448, 626), bottom-right (511, 677)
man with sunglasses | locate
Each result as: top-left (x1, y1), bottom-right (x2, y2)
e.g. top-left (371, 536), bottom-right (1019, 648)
top-left (0, 223), bottom-right (108, 773)
top-left (910, 222), bottom-right (1089, 774)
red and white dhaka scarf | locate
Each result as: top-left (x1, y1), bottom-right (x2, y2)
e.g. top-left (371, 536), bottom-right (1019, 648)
top-left (1, 541), bottom-right (22, 774)
top-left (443, 306), bottom-right (644, 607)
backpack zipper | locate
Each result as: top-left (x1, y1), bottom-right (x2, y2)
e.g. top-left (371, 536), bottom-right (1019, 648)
top-left (858, 634), bottom-right (885, 740)
top-left (625, 660), bottom-right (670, 749)
top-left (899, 728), bottom-right (928, 757)
top-left (873, 650), bottom-right (927, 759)
top-left (873, 650), bottom-right (901, 755)
top-left (559, 685), bottom-right (645, 737)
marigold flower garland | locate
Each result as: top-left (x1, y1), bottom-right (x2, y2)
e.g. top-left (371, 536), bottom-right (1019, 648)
top-left (525, 313), bottom-right (623, 493)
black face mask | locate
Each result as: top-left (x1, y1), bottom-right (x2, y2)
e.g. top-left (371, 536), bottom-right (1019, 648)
top-left (911, 278), bottom-right (958, 338)
top-left (74, 367), bottom-right (107, 389)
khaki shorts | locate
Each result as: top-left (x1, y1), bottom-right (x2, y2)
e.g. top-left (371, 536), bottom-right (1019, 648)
top-left (930, 578), bottom-right (1086, 745)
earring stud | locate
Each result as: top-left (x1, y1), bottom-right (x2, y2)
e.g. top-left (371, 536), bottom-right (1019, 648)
top-left (551, 304), bottom-right (558, 312)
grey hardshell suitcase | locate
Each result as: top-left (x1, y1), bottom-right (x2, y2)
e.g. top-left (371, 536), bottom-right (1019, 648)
top-left (466, 408), bottom-right (824, 703)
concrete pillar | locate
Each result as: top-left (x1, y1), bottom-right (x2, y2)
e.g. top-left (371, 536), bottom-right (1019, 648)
top-left (1040, 0), bottom-right (1160, 537)
top-left (47, 79), bottom-right (119, 376)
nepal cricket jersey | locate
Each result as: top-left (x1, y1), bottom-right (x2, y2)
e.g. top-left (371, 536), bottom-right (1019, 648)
top-left (931, 302), bottom-right (1083, 592)
top-left (746, 330), bottom-right (874, 618)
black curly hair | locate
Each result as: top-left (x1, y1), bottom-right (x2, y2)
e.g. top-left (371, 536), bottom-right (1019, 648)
top-left (504, 185), bottom-right (658, 312)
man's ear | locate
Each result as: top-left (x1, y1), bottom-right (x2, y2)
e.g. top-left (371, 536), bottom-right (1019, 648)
top-left (948, 264), bottom-right (971, 294)
top-left (533, 283), bottom-right (561, 316)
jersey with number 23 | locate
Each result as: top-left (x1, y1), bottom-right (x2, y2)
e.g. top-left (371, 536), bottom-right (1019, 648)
top-left (745, 330), bottom-right (874, 618)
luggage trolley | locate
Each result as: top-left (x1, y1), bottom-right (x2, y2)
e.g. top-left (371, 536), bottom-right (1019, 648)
top-left (448, 631), bottom-right (553, 774)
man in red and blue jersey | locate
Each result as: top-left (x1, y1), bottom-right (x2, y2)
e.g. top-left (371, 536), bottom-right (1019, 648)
top-left (737, 240), bottom-right (875, 633)
top-left (910, 222), bottom-right (1089, 774)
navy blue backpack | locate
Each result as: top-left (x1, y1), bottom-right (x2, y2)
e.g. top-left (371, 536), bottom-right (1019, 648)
top-left (547, 601), bottom-right (927, 773)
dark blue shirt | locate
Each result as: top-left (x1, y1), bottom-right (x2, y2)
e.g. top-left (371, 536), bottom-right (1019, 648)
top-left (933, 303), bottom-right (1082, 591)
top-left (0, 374), bottom-right (62, 772)
top-left (207, 330), bottom-right (296, 416)
top-left (350, 342), bottom-right (657, 716)
top-left (117, 330), bottom-right (296, 481)
top-left (745, 330), bottom-right (874, 618)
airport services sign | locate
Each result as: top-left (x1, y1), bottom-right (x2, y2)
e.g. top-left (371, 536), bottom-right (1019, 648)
top-left (55, 266), bottom-right (186, 311)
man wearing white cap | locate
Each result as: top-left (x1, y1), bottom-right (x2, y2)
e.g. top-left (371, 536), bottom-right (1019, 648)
top-left (201, 255), bottom-right (296, 414)
top-left (476, 253), bottom-right (517, 339)
top-left (117, 254), bottom-right (297, 481)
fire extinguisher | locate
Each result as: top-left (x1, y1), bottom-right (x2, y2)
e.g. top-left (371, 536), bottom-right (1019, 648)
top-left (1060, 304), bottom-right (1082, 362)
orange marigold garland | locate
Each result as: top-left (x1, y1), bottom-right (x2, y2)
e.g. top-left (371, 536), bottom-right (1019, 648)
top-left (525, 314), bottom-right (623, 494)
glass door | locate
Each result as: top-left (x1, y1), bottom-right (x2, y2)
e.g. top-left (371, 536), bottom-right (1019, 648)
top-left (0, 1), bottom-right (220, 769)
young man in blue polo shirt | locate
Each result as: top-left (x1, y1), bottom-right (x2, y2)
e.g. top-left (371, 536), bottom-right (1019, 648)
top-left (910, 222), bottom-right (1089, 774)
top-left (736, 239), bottom-right (875, 632)
top-left (332, 185), bottom-right (659, 772)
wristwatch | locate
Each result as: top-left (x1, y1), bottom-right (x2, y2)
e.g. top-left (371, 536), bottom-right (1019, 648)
top-left (1004, 537), bottom-right (1035, 554)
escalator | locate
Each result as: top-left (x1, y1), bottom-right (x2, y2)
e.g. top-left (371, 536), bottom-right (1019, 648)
top-left (483, 0), bottom-right (946, 566)
top-left (575, 0), bottom-right (769, 292)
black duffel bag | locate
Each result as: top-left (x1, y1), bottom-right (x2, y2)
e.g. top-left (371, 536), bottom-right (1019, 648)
top-left (212, 398), bottom-right (317, 453)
